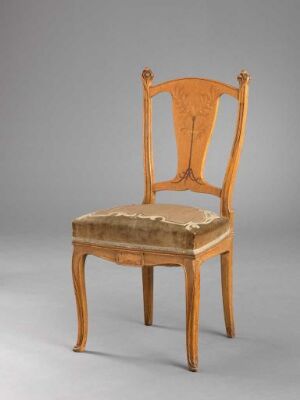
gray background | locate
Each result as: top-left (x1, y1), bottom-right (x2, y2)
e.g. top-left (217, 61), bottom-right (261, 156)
top-left (0, 1), bottom-right (299, 399)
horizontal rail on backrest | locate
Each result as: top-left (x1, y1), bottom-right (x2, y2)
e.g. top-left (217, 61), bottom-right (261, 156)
top-left (150, 78), bottom-right (239, 99)
top-left (153, 180), bottom-right (222, 197)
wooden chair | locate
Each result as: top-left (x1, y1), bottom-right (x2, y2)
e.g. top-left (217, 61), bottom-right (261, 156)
top-left (71, 68), bottom-right (250, 371)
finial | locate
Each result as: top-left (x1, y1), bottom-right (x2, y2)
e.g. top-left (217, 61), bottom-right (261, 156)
top-left (142, 67), bottom-right (154, 83)
top-left (237, 69), bottom-right (251, 85)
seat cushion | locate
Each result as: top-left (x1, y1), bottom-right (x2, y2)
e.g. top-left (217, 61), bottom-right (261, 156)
top-left (72, 204), bottom-right (230, 255)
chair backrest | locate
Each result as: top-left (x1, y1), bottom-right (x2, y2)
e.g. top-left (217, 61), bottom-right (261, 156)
top-left (141, 68), bottom-right (250, 226)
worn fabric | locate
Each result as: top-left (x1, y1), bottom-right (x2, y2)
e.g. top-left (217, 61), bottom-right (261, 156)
top-left (72, 204), bottom-right (230, 255)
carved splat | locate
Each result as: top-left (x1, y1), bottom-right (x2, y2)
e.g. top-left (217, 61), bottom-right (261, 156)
top-left (171, 81), bottom-right (220, 189)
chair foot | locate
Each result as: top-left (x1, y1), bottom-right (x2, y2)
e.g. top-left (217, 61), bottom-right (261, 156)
top-left (226, 327), bottom-right (235, 338)
top-left (188, 364), bottom-right (198, 372)
top-left (73, 345), bottom-right (85, 353)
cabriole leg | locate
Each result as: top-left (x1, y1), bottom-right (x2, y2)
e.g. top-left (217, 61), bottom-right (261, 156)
top-left (72, 246), bottom-right (88, 352)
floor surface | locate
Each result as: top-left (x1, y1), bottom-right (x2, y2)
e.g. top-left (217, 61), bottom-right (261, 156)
top-left (0, 232), bottom-right (299, 399)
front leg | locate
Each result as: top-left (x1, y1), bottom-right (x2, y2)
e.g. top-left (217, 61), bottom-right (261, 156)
top-left (184, 259), bottom-right (201, 371)
top-left (72, 246), bottom-right (88, 352)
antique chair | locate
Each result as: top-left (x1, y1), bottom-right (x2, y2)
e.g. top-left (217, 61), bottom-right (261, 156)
top-left (71, 68), bottom-right (250, 371)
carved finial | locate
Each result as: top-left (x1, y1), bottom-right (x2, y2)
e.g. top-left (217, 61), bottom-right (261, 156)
top-left (142, 67), bottom-right (154, 83)
top-left (237, 70), bottom-right (251, 85)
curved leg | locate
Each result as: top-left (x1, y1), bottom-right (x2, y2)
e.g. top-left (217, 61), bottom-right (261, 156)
top-left (142, 266), bottom-right (153, 326)
top-left (72, 246), bottom-right (88, 352)
top-left (221, 245), bottom-right (235, 338)
top-left (184, 260), bottom-right (201, 372)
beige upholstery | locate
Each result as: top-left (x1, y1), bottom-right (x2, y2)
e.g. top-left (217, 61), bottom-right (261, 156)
top-left (72, 204), bottom-right (230, 255)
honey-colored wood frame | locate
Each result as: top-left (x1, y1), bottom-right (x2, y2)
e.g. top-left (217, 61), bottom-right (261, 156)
top-left (72, 68), bottom-right (250, 371)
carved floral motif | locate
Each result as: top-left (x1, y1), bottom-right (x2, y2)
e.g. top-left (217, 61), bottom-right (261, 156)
top-left (172, 85), bottom-right (219, 185)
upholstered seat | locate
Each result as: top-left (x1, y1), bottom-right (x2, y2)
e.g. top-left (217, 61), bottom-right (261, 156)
top-left (72, 204), bottom-right (230, 255)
